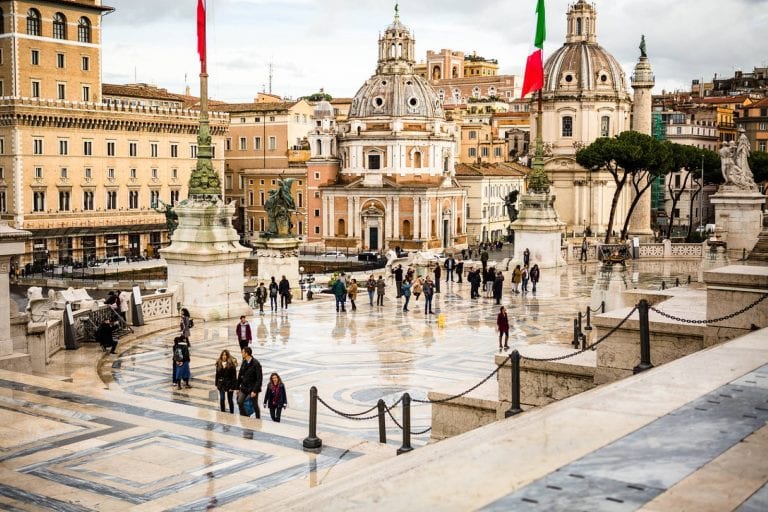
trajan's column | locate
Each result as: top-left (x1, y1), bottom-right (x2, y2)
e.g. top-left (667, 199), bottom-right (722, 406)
top-left (628, 35), bottom-right (655, 236)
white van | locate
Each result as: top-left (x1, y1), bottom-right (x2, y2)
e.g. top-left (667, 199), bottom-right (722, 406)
top-left (94, 256), bottom-right (127, 267)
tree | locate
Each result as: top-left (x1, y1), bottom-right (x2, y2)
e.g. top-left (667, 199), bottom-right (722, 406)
top-left (749, 150), bottom-right (768, 184)
top-left (684, 149), bottom-right (721, 241)
top-left (665, 143), bottom-right (702, 239)
top-left (301, 91), bottom-right (333, 102)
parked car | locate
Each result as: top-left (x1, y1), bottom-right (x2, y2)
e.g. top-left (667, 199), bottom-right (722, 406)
top-left (357, 251), bottom-right (379, 262)
top-left (323, 251), bottom-right (346, 258)
top-left (93, 256), bottom-right (128, 267)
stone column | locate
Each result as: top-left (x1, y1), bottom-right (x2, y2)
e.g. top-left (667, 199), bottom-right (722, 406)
top-left (0, 222), bottom-right (31, 358)
top-left (393, 197), bottom-right (400, 239)
top-left (414, 197), bottom-right (421, 240)
top-left (328, 195), bottom-right (335, 237)
top-left (629, 50), bottom-right (655, 237)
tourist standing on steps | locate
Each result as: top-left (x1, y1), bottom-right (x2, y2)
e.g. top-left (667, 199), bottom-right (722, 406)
top-left (393, 265), bottom-right (404, 298)
top-left (497, 306), bottom-right (510, 351)
top-left (278, 275), bottom-right (291, 310)
top-left (444, 256), bottom-right (455, 282)
top-left (530, 264), bottom-right (541, 293)
top-left (523, 248), bottom-right (530, 267)
top-left (180, 308), bottom-right (192, 343)
top-left (95, 318), bottom-right (118, 354)
top-left (172, 336), bottom-right (191, 389)
top-left (433, 264), bottom-right (441, 293)
top-left (521, 265), bottom-right (530, 294)
top-left (235, 315), bottom-right (252, 350)
top-left (493, 271), bottom-right (505, 305)
top-left (215, 349), bottom-right (238, 414)
top-left (412, 276), bottom-right (423, 301)
top-left (237, 346), bottom-right (262, 418)
top-left (254, 282), bottom-right (267, 314)
top-left (512, 265), bottom-right (522, 294)
top-left (423, 276), bottom-right (435, 315)
top-left (580, 238), bottom-right (588, 262)
top-left (263, 372), bottom-right (287, 423)
top-left (366, 275), bottom-right (376, 306)
top-left (332, 276), bottom-right (347, 312)
top-left (401, 278), bottom-right (412, 312)
top-left (268, 277), bottom-right (279, 312)
top-left (481, 249), bottom-right (489, 272)
top-left (348, 278), bottom-right (358, 311)
top-left (456, 259), bottom-right (464, 283)
top-left (376, 275), bottom-right (386, 306)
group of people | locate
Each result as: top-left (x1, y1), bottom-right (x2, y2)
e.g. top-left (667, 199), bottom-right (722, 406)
top-left (248, 276), bottom-right (292, 314)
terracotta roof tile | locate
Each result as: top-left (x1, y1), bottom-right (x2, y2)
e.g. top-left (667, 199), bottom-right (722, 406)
top-left (455, 162), bottom-right (529, 177)
top-left (217, 101), bottom-right (298, 114)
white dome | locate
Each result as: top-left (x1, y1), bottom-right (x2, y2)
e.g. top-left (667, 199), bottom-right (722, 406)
top-left (349, 74), bottom-right (443, 120)
top-left (544, 42), bottom-right (629, 97)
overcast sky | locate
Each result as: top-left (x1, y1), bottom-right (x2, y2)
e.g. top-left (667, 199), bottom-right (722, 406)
top-left (101, 0), bottom-right (768, 102)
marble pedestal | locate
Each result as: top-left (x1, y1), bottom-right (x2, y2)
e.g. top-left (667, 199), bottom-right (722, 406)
top-left (160, 198), bottom-right (251, 321)
top-left (511, 192), bottom-right (566, 269)
top-left (0, 222), bottom-right (32, 371)
top-left (252, 236), bottom-right (300, 288)
top-left (710, 186), bottom-right (766, 255)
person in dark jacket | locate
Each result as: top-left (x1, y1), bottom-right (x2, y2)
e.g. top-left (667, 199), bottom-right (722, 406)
top-left (530, 264), bottom-right (541, 293)
top-left (278, 275), bottom-right (291, 310)
top-left (497, 306), bottom-right (510, 351)
top-left (215, 349), bottom-right (238, 414)
top-left (433, 264), bottom-right (441, 293)
top-left (237, 346), bottom-right (263, 417)
top-left (393, 265), bottom-right (404, 298)
top-left (332, 276), bottom-right (347, 312)
top-left (235, 316), bottom-right (252, 350)
top-left (95, 319), bottom-right (118, 354)
top-left (268, 277), bottom-right (279, 312)
top-left (262, 372), bottom-right (288, 422)
top-left (172, 336), bottom-right (191, 389)
top-left (492, 271), bottom-right (505, 305)
top-left (456, 259), bottom-right (464, 283)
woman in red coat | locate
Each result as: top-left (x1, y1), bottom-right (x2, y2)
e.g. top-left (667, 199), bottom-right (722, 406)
top-left (497, 306), bottom-right (510, 351)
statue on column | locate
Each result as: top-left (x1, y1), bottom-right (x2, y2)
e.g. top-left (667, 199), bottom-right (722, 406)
top-left (153, 199), bottom-right (179, 236)
top-left (264, 177), bottom-right (297, 236)
top-left (720, 128), bottom-right (757, 191)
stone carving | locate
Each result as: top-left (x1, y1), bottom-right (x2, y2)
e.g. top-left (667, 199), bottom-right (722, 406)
top-left (504, 190), bottom-right (520, 223)
top-left (264, 177), bottom-right (297, 236)
top-left (153, 199), bottom-right (179, 236)
top-left (26, 287), bottom-right (52, 323)
top-left (141, 293), bottom-right (173, 321)
top-left (720, 129), bottom-right (757, 191)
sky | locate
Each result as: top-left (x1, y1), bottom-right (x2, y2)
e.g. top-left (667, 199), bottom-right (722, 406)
top-left (101, 0), bottom-right (768, 103)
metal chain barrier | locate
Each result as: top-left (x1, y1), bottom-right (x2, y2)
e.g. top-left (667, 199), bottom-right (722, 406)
top-left (384, 403), bottom-right (432, 435)
top-left (412, 354), bottom-right (513, 404)
top-left (519, 306), bottom-right (638, 362)
top-left (316, 395), bottom-right (400, 421)
top-left (649, 294), bottom-right (768, 325)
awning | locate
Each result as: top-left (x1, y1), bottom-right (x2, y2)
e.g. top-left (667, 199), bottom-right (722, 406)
top-left (28, 223), bottom-right (166, 239)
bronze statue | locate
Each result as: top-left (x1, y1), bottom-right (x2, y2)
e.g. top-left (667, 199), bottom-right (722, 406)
top-left (153, 199), bottom-right (179, 236)
top-left (264, 177), bottom-right (297, 236)
top-left (504, 190), bottom-right (520, 223)
top-left (639, 35), bottom-right (647, 58)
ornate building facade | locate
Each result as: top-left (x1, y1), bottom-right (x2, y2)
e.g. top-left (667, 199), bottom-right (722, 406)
top-left (306, 11), bottom-right (467, 251)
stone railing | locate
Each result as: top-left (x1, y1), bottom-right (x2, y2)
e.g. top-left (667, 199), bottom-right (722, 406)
top-left (561, 241), bottom-right (704, 262)
top-left (670, 243), bottom-right (704, 258)
top-left (73, 305), bottom-right (113, 343)
top-left (141, 292), bottom-right (175, 321)
top-left (639, 244), bottom-right (664, 258)
top-left (45, 320), bottom-right (64, 358)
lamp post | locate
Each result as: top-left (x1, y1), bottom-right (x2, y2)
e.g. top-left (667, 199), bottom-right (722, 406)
top-left (300, 266), bottom-right (305, 300)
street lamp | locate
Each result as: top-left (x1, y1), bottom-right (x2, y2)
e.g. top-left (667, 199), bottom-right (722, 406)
top-left (300, 266), bottom-right (305, 300)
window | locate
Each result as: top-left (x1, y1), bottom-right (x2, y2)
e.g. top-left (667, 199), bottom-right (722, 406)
top-left (674, 174), bottom-right (681, 188)
top-left (254, 137), bottom-right (261, 150)
top-left (82, 191), bottom-right (94, 210)
top-left (107, 141), bottom-right (116, 156)
top-left (82, 86), bottom-right (90, 102)
top-left (31, 80), bottom-right (40, 98)
top-left (494, 147), bottom-right (502, 158)
top-left (53, 12), bottom-right (67, 40)
top-left (128, 190), bottom-right (139, 209)
top-left (58, 191), bottom-right (70, 211)
top-left (150, 190), bottom-right (160, 207)
top-left (249, 191), bottom-right (254, 206)
top-left (0, 80), bottom-right (3, 96)
top-left (60, 167), bottom-right (67, 179)
top-left (601, 116), bottom-right (610, 137)
top-left (259, 218), bottom-right (265, 232)
top-left (759, 142), bottom-right (767, 152)
top-left (190, 145), bottom-right (197, 158)
top-left (150, 142), bottom-right (158, 158)
top-left (225, 138), bottom-right (231, 151)
top-left (468, 147), bottom-right (477, 158)
top-left (367, 154), bottom-right (381, 169)
top-left (172, 168), bottom-right (178, 179)
top-left (239, 137), bottom-right (247, 150)
top-left (82, 56), bottom-right (90, 71)
top-left (129, 142), bottom-right (137, 157)
top-left (170, 143), bottom-right (178, 158)
top-left (34, 167), bottom-right (43, 179)
top-left (106, 191), bottom-right (117, 210)
top-left (129, 168), bottom-right (137, 179)
top-left (481, 147), bottom-right (489, 158)
top-left (33, 191), bottom-right (45, 212)
top-left (0, 138), bottom-right (3, 154)
top-left (314, 172), bottom-right (320, 180)
top-left (58, 139), bottom-right (68, 155)
top-left (78, 17), bottom-right (91, 43)
top-left (31, 49), bottom-right (39, 65)
top-left (469, 130), bottom-right (477, 140)
top-left (27, 9), bottom-right (41, 36)
top-left (170, 190), bottom-right (179, 205)
top-left (268, 137), bottom-right (277, 151)
top-left (57, 83), bottom-right (66, 100)
top-left (239, 175), bottom-right (245, 189)
top-left (0, 191), bottom-right (6, 213)
top-left (314, 209), bottom-right (320, 217)
top-left (298, 193), bottom-right (303, 208)
top-left (269, 116), bottom-right (275, 122)
top-left (760, 122), bottom-right (767, 131)
top-left (33, 138), bottom-right (43, 155)
top-left (151, 168), bottom-right (158, 179)
top-left (314, 226), bottom-right (320, 234)
top-left (562, 116), bottom-right (573, 137)
top-left (107, 168), bottom-right (115, 179)
top-left (56, 53), bottom-right (65, 68)
top-left (84, 167), bottom-right (92, 179)
top-left (225, 175), bottom-right (232, 189)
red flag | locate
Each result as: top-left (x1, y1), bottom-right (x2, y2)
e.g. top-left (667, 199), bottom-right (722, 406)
top-left (521, 0), bottom-right (546, 98)
top-left (197, 0), bottom-right (206, 71)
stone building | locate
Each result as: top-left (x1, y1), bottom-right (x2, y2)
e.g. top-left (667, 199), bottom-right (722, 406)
top-left (306, 10), bottom-right (467, 252)
top-left (737, 98), bottom-right (768, 153)
top-left (0, 0), bottom-right (228, 267)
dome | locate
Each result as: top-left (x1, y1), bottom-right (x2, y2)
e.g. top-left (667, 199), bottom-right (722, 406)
top-left (349, 74), bottom-right (443, 120)
top-left (543, 43), bottom-right (628, 96)
top-left (314, 100), bottom-right (334, 119)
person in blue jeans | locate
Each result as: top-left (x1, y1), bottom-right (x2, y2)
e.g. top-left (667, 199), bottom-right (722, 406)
top-left (401, 279), bottom-right (412, 312)
top-left (366, 275), bottom-right (376, 306)
top-left (268, 277), bottom-right (279, 312)
top-left (423, 277), bottom-right (435, 314)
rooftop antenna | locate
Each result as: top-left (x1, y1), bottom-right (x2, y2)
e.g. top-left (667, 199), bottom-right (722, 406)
top-left (268, 60), bottom-right (274, 95)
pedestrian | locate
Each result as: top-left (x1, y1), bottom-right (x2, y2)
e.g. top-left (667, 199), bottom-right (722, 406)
top-left (393, 265), bottom-right (404, 298)
top-left (580, 237), bottom-right (589, 262)
top-left (215, 349), bottom-right (238, 414)
top-left (376, 275), bottom-right (386, 306)
top-left (119, 290), bottom-right (131, 321)
top-left (348, 278), bottom-right (358, 311)
top-left (366, 275), bottom-right (376, 306)
top-left (95, 318), bottom-right (118, 354)
top-left (237, 346), bottom-right (263, 418)
top-left (180, 307), bottom-right (192, 343)
top-left (105, 291), bottom-right (121, 315)
top-left (530, 264), bottom-right (540, 293)
top-left (456, 259), bottom-right (464, 283)
top-left (401, 279), bottom-right (412, 312)
top-left (480, 249), bottom-right (489, 272)
top-left (497, 306), bottom-right (510, 351)
top-left (248, 292), bottom-right (258, 311)
top-left (521, 265), bottom-right (530, 294)
top-left (493, 271), bottom-right (505, 305)
top-left (512, 265), bottom-right (522, 294)
top-left (523, 248), bottom-right (530, 267)
top-left (483, 267), bottom-right (495, 297)
top-left (262, 372), bottom-right (288, 423)
top-left (406, 266), bottom-right (415, 282)
top-left (278, 275), bottom-right (291, 309)
top-left (332, 275), bottom-right (347, 312)
top-left (172, 336), bottom-right (191, 389)
top-left (255, 282), bottom-right (267, 314)
top-left (235, 315), bottom-right (252, 350)
top-left (412, 276), bottom-right (423, 301)
top-left (423, 276), bottom-right (435, 315)
top-left (444, 255), bottom-right (455, 282)
top-left (433, 264), bottom-right (441, 293)
top-left (268, 277), bottom-right (279, 312)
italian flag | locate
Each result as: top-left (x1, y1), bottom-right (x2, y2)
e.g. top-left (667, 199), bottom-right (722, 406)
top-left (197, 0), bottom-right (207, 70)
top-left (521, 0), bottom-right (546, 98)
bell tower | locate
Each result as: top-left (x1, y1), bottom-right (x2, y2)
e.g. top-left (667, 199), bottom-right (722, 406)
top-left (566, 0), bottom-right (597, 44)
top-left (376, 4), bottom-right (416, 75)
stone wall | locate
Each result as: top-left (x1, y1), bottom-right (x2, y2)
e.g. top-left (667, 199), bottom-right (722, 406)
top-left (497, 354), bottom-right (596, 407)
top-left (703, 265), bottom-right (768, 345)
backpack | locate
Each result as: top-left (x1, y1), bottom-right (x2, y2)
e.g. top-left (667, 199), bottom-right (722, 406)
top-left (189, 318), bottom-right (194, 328)
top-left (173, 346), bottom-right (184, 363)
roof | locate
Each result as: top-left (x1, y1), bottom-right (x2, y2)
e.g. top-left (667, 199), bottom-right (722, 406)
top-left (218, 101), bottom-right (299, 114)
top-left (698, 95), bottom-right (753, 105)
top-left (102, 83), bottom-right (185, 102)
top-left (454, 162), bottom-right (529, 177)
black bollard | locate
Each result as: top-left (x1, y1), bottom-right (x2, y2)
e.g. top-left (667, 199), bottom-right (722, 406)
top-left (585, 307), bottom-right (593, 331)
top-left (578, 311), bottom-right (583, 337)
top-left (601, 301), bottom-right (606, 314)
top-left (302, 386), bottom-right (323, 452)
top-left (505, 351), bottom-right (523, 417)
top-left (581, 333), bottom-right (587, 351)
top-left (661, 281), bottom-right (666, 290)
top-left (377, 399), bottom-right (387, 444)
top-left (572, 318), bottom-right (580, 348)
top-left (687, 275), bottom-right (691, 285)
top-left (633, 300), bottom-right (654, 374)
top-left (397, 393), bottom-right (413, 455)
top-left (743, 248), bottom-right (747, 260)
top-left (675, 277), bottom-right (680, 287)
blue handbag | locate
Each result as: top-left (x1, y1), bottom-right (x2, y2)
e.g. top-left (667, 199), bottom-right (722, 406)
top-left (243, 396), bottom-right (255, 416)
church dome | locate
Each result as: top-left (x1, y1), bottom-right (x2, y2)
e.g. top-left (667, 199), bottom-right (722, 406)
top-left (314, 100), bottom-right (334, 119)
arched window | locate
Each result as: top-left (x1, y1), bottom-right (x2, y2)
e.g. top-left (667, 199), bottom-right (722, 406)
top-left (600, 116), bottom-right (610, 137)
top-left (78, 17), bottom-right (91, 43)
top-left (585, 18), bottom-right (590, 36)
top-left (402, 220), bottom-right (412, 239)
top-left (472, 87), bottom-right (480, 99)
top-left (53, 12), bottom-right (66, 40)
top-left (576, 18), bottom-right (582, 36)
top-left (432, 66), bottom-right (441, 81)
top-left (452, 66), bottom-right (458, 78)
top-left (562, 116), bottom-right (574, 137)
top-left (397, 43), bottom-right (403, 58)
top-left (413, 151), bottom-right (422, 169)
top-left (316, 139), bottom-right (323, 156)
top-left (27, 9), bottom-right (41, 36)
top-left (337, 218), bottom-right (346, 237)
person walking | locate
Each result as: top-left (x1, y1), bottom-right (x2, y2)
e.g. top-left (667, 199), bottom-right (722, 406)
top-left (401, 279), bottom-right (412, 312)
top-left (483, 267), bottom-right (495, 297)
top-left (444, 256), bottom-right (455, 282)
top-left (497, 306), bottom-right (510, 351)
top-left (366, 275), bottom-right (376, 306)
top-left (412, 276), bottom-right (423, 301)
top-left (215, 349), bottom-right (238, 414)
top-left (278, 275), bottom-right (291, 310)
top-left (456, 259), bottom-right (464, 283)
top-left (254, 282), bottom-right (267, 314)
top-left (268, 277), bottom-right (279, 312)
top-left (393, 265), bottom-right (404, 298)
top-left (480, 249), bottom-right (489, 272)
top-left (512, 265), bottom-right (522, 294)
top-left (580, 238), bottom-right (589, 262)
top-left (376, 275), bottom-right (386, 306)
top-left (348, 278), bottom-right (358, 311)
top-left (530, 264), bottom-right (541, 293)
top-left (433, 264), bottom-right (442, 293)
top-left (237, 346), bottom-right (263, 418)
top-left (521, 265), bottom-right (530, 294)
top-left (95, 318), bottom-right (118, 354)
top-left (180, 308), bottom-right (192, 343)
top-left (248, 292), bottom-right (258, 311)
top-left (332, 275), bottom-right (347, 312)
top-left (262, 372), bottom-right (288, 423)
top-left (469, 267), bottom-right (481, 299)
top-left (493, 271), bottom-right (505, 305)
top-left (523, 248), bottom-right (531, 267)
top-left (423, 276), bottom-right (435, 315)
top-left (172, 336), bottom-right (191, 389)
top-left (235, 315), bottom-right (252, 350)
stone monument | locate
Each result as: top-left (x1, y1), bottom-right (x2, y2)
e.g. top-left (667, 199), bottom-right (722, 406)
top-left (0, 221), bottom-right (33, 371)
top-left (252, 177), bottom-right (301, 288)
top-left (710, 128), bottom-right (765, 257)
top-left (159, 15), bottom-right (251, 321)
